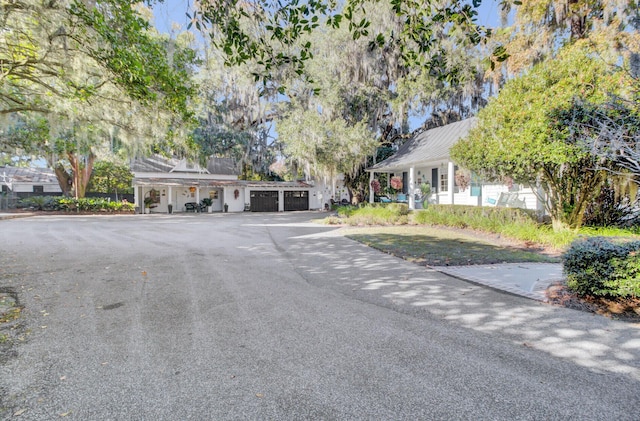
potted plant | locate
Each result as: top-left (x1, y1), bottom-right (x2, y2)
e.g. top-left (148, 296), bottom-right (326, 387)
top-left (224, 203), bottom-right (229, 213)
top-left (417, 182), bottom-right (431, 209)
top-left (202, 197), bottom-right (213, 213)
top-left (143, 197), bottom-right (153, 214)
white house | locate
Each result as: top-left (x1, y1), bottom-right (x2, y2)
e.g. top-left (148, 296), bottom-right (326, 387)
top-left (366, 118), bottom-right (543, 211)
top-left (131, 155), bottom-right (316, 213)
top-left (0, 166), bottom-right (62, 195)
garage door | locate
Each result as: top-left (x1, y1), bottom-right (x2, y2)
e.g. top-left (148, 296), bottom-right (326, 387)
top-left (250, 191), bottom-right (278, 212)
top-left (284, 191), bottom-right (309, 211)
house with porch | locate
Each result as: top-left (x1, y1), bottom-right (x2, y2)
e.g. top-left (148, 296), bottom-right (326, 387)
top-left (366, 118), bottom-right (542, 211)
top-left (131, 155), bottom-right (316, 213)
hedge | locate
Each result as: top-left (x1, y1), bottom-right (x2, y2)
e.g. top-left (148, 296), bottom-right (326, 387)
top-left (18, 196), bottom-right (135, 213)
top-left (563, 237), bottom-right (640, 298)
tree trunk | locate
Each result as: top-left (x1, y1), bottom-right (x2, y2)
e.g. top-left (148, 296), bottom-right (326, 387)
top-left (67, 151), bottom-right (95, 199)
top-left (541, 164), bottom-right (605, 231)
top-left (53, 163), bottom-right (72, 196)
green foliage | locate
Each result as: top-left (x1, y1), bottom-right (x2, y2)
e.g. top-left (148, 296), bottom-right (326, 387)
top-left (331, 202), bottom-right (639, 250)
top-left (334, 203), bottom-right (411, 226)
top-left (387, 203), bottom-right (410, 216)
top-left (87, 161), bottom-right (133, 195)
top-left (190, 0), bottom-right (496, 89)
top-left (2, 1), bottom-right (199, 196)
top-left (69, 0), bottom-right (196, 119)
top-left (564, 237), bottom-right (640, 298)
top-left (18, 196), bottom-right (50, 211)
top-left (18, 196), bottom-right (134, 213)
top-left (451, 42), bottom-right (633, 231)
top-left (278, 109), bottom-right (377, 181)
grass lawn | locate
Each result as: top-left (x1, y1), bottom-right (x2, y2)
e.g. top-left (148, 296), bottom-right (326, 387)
top-left (344, 225), bottom-right (561, 266)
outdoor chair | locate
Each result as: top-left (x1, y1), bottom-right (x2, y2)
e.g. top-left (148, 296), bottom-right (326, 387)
top-left (185, 202), bottom-right (198, 212)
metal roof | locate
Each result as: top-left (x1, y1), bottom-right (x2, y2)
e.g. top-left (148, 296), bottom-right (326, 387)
top-left (131, 155), bottom-right (240, 176)
top-left (0, 166), bottom-right (59, 184)
top-left (133, 177), bottom-right (312, 189)
top-left (367, 118), bottom-right (477, 172)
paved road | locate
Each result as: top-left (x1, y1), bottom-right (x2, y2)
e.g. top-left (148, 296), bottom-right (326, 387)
top-left (0, 213), bottom-right (638, 420)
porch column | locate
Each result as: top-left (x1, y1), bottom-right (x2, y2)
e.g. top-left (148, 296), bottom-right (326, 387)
top-left (195, 187), bottom-right (200, 210)
top-left (408, 166), bottom-right (415, 210)
top-left (168, 186), bottom-right (173, 213)
top-left (134, 186), bottom-right (140, 213)
top-left (447, 161), bottom-right (455, 204)
top-left (369, 171), bottom-right (375, 204)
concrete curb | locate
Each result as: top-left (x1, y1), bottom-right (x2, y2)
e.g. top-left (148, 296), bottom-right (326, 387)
top-left (0, 212), bottom-right (35, 220)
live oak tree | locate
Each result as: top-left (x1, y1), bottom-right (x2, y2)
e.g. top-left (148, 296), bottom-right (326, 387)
top-left (0, 0), bottom-right (197, 197)
top-left (189, 0), bottom-right (504, 91)
top-left (191, 47), bottom-right (278, 179)
top-left (484, 0), bottom-right (640, 88)
top-left (277, 108), bottom-right (376, 189)
top-left (266, 2), bottom-right (488, 198)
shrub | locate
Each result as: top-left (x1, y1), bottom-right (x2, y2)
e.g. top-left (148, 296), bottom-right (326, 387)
top-left (563, 237), bottom-right (640, 298)
top-left (20, 196), bottom-right (134, 213)
top-left (18, 195), bottom-right (68, 211)
top-left (387, 203), bottom-right (409, 216)
top-left (583, 185), bottom-right (640, 228)
top-left (336, 203), bottom-right (411, 226)
top-left (413, 205), bottom-right (537, 229)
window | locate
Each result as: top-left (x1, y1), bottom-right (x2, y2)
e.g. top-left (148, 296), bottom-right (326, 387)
top-left (470, 173), bottom-right (482, 197)
top-left (440, 173), bottom-right (448, 193)
top-left (33, 185), bottom-right (44, 193)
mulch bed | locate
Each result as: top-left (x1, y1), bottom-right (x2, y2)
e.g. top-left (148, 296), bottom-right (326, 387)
top-left (6, 210), bottom-right (134, 215)
top-left (546, 283), bottom-right (640, 323)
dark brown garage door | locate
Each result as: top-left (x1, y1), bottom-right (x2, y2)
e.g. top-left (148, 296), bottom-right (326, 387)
top-left (250, 191), bottom-right (278, 212)
top-left (284, 191), bottom-right (309, 211)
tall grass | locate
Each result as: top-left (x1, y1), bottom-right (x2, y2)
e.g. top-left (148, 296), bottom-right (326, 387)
top-left (329, 204), bottom-right (639, 251)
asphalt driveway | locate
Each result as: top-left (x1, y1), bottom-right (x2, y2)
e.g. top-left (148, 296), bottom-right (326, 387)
top-left (1, 212), bottom-right (639, 420)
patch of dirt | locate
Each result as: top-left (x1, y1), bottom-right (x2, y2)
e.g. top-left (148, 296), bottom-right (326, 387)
top-left (546, 283), bottom-right (640, 323)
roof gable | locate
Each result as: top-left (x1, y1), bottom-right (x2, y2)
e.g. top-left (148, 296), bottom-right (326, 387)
top-left (368, 118), bottom-right (477, 172)
top-left (131, 155), bottom-right (240, 176)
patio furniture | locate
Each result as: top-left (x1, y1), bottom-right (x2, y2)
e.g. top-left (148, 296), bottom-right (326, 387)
top-left (185, 202), bottom-right (198, 212)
